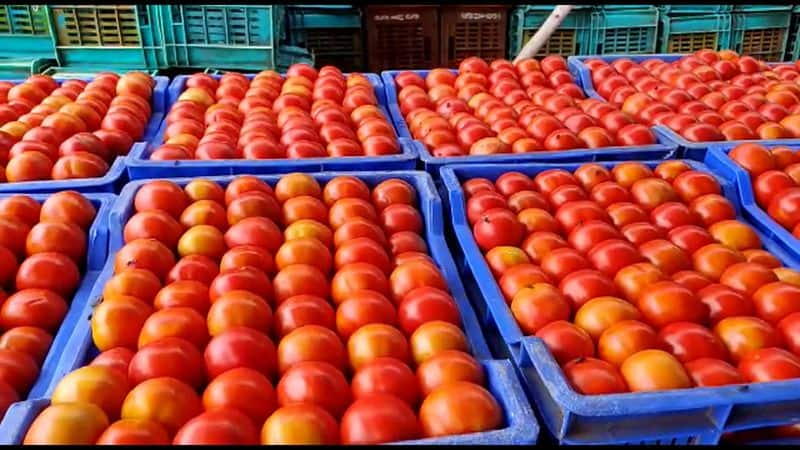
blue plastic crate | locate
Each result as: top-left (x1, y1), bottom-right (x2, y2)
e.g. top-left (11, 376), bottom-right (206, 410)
top-left (0, 170), bottom-right (539, 445)
top-left (48, 5), bottom-right (167, 72)
top-left (442, 158), bottom-right (800, 445)
top-left (128, 72), bottom-right (415, 179)
top-left (659, 13), bottom-right (733, 54)
top-left (508, 5), bottom-right (593, 58)
top-left (653, 125), bottom-right (800, 162)
top-left (160, 5), bottom-right (286, 71)
top-left (731, 9), bottom-right (792, 62)
top-left (0, 192), bottom-right (112, 408)
top-left (380, 69), bottom-right (678, 175)
top-left (589, 6), bottom-right (660, 55)
top-left (705, 142), bottom-right (800, 266)
top-left (567, 53), bottom-right (685, 100)
top-left (0, 74), bottom-right (168, 194)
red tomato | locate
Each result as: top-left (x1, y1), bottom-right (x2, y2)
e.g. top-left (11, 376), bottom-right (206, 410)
top-left (536, 320), bottom-right (595, 365)
top-left (738, 347), bottom-right (800, 382)
top-left (598, 320), bottom-right (661, 367)
top-left (351, 356), bottom-right (420, 407)
top-left (260, 404), bottom-right (339, 444)
top-left (202, 367), bottom-right (276, 426)
top-left (276, 361), bottom-right (351, 418)
top-left (340, 394), bottom-right (421, 444)
top-left (419, 381), bottom-right (502, 437)
top-left (128, 337), bottom-right (205, 389)
top-left (204, 326), bottom-right (278, 379)
top-left (684, 358), bottom-right (743, 387)
top-left (173, 409), bottom-right (259, 445)
top-left (563, 357), bottom-right (628, 395)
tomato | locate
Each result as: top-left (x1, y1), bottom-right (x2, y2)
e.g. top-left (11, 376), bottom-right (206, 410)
top-left (0, 195), bottom-right (41, 227)
top-left (614, 262), bottom-right (667, 303)
top-left (419, 381), bottom-right (502, 437)
top-left (23, 403), bottom-right (109, 444)
top-left (205, 326), bottom-right (278, 379)
top-left (114, 238), bottom-right (176, 282)
top-left (334, 237), bottom-right (391, 274)
top-left (138, 306), bottom-right (208, 350)
top-left (340, 394), bottom-right (421, 444)
top-left (0, 327), bottom-right (51, 364)
top-left (173, 408), bottom-right (259, 444)
top-left (273, 294), bottom-right (335, 338)
top-left (692, 244), bottom-right (746, 282)
top-left (511, 284), bottom-right (571, 335)
top-left (335, 289), bottom-right (397, 339)
top-left (587, 239), bottom-right (645, 278)
top-left (714, 316), bottom-right (782, 363)
top-left (558, 269), bottom-right (618, 310)
top-left (201, 367), bottom-right (276, 427)
top-left (540, 247), bottom-right (592, 282)
top-left (91, 295), bottom-right (152, 351)
top-left (210, 266), bottom-right (273, 304)
top-left (597, 320), bottom-right (662, 367)
top-left (276, 361), bottom-right (351, 418)
top-left (555, 200), bottom-right (611, 232)
top-left (331, 262), bottom-right (390, 305)
top-left (153, 280), bottom-right (210, 315)
top-left (224, 216), bottom-right (283, 254)
top-left (606, 202), bottom-right (648, 228)
top-left (754, 170), bottom-right (796, 208)
top-left (134, 181), bottom-right (188, 219)
top-left (96, 419), bottom-right (170, 444)
top-left (630, 178), bottom-right (678, 211)
top-left (124, 210), bottom-right (183, 250)
top-left (260, 403), bottom-right (339, 444)
top-left (51, 365), bottom-right (129, 419)
top-left (0, 216), bottom-right (31, 258)
top-left (534, 320), bottom-right (594, 365)
top-left (166, 255), bottom-right (218, 287)
top-left (128, 336), bottom-right (206, 389)
top-left (562, 357), bottom-right (628, 395)
top-left (637, 281), bottom-right (709, 328)
top-left (650, 202), bottom-right (701, 230)
top-left (25, 221), bottom-right (87, 263)
top-left (659, 321), bottom-right (729, 363)
top-left (684, 358), bottom-right (743, 387)
top-left (567, 220), bottom-right (622, 254)
top-left (15, 252), bottom-right (80, 297)
top-left (752, 281), bottom-right (800, 325)
top-left (738, 347), bottom-right (800, 382)
top-left (668, 225), bottom-right (715, 255)
top-left (620, 349), bottom-right (692, 391)
top-left (575, 296), bottom-right (642, 341)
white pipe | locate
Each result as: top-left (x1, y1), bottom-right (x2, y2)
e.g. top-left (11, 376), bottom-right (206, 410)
top-left (513, 5), bottom-right (576, 63)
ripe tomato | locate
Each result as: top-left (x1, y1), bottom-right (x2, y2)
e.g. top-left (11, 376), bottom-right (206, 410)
top-left (598, 320), bottom-right (661, 367)
top-left (173, 408), bottom-right (259, 445)
top-left (129, 337), bottom-right (205, 389)
top-left (120, 377), bottom-right (202, 436)
top-left (659, 322), bottom-right (729, 363)
top-left (511, 284), bottom-right (571, 334)
top-left (15, 253), bottom-right (80, 297)
top-left (472, 208), bottom-right (524, 251)
top-left (419, 381), bottom-right (502, 437)
top-left (738, 347), bottom-right (800, 382)
top-left (336, 290), bottom-right (397, 339)
top-left (330, 262), bottom-right (390, 305)
top-left (350, 356), bottom-right (420, 407)
top-left (574, 296), bottom-right (641, 340)
top-left (562, 357), bottom-right (628, 395)
top-left (558, 269), bottom-right (618, 310)
top-left (91, 295), bottom-right (152, 351)
top-left (620, 349), bottom-right (692, 392)
top-left (340, 394), bottom-right (421, 444)
top-left (614, 262), bottom-right (667, 303)
top-left (26, 221), bottom-right (87, 262)
top-left (276, 360), bottom-right (351, 418)
top-left (210, 266), bottom-right (274, 304)
top-left (0, 326), bottom-right (52, 365)
top-left (153, 280), bottom-right (210, 315)
top-left (95, 419), bottom-right (170, 444)
top-left (51, 365), bottom-right (129, 419)
top-left (205, 326), bottom-right (278, 379)
top-left (714, 316), bottom-right (782, 363)
top-left (24, 403), bottom-right (109, 444)
top-left (637, 281), bottom-right (709, 328)
top-left (138, 306), bottom-right (208, 350)
top-left (166, 255), bottom-right (218, 287)
top-left (272, 294), bottom-right (335, 338)
top-left (277, 324), bottom-right (345, 374)
top-left (536, 320), bottom-right (595, 365)
top-left (260, 404), bottom-right (339, 444)
top-left (752, 281), bottom-right (800, 324)
top-left (684, 358), bottom-right (743, 387)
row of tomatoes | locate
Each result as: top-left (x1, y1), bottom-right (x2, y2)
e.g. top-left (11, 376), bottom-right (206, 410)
top-left (463, 161), bottom-right (800, 395)
top-left (393, 55), bottom-right (657, 157)
top-left (584, 49), bottom-right (800, 143)
top-left (0, 191), bottom-right (98, 417)
top-left (0, 72), bottom-right (155, 183)
top-left (728, 143), bottom-right (800, 237)
top-left (22, 173), bottom-right (503, 444)
top-left (152, 64), bottom-right (400, 161)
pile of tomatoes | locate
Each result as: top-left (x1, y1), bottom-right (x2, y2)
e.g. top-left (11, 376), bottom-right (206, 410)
top-left (152, 64), bottom-right (400, 161)
top-left (0, 192), bottom-right (98, 417)
top-left (728, 143), bottom-right (800, 238)
top-left (0, 72), bottom-right (156, 183)
top-left (583, 49), bottom-right (800, 142)
top-left (392, 55), bottom-right (657, 157)
top-left (22, 174), bottom-right (503, 444)
top-left (463, 161), bottom-right (800, 395)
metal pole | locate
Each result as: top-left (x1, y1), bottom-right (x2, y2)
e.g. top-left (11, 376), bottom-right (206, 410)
top-left (513, 5), bottom-right (575, 63)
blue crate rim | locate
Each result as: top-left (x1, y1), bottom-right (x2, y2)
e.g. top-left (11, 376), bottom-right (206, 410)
top-left (379, 68), bottom-right (679, 170)
top-left (441, 157), bottom-right (800, 421)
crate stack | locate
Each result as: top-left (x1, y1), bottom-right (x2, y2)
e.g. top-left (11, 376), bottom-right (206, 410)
top-left (730, 4), bottom-right (792, 62)
top-left (657, 4), bottom-right (733, 53)
top-left (285, 5), bottom-right (365, 72)
top-left (0, 5), bottom-right (56, 77)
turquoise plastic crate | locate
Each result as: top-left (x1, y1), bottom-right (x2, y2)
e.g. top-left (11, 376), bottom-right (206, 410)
top-left (659, 13), bottom-right (732, 54)
top-left (508, 5), bottom-right (592, 58)
top-left (48, 5), bottom-right (167, 72)
top-left (732, 9), bottom-right (792, 62)
top-left (160, 5), bottom-right (286, 71)
top-left (659, 5), bottom-right (733, 14)
top-left (732, 5), bottom-right (794, 13)
top-left (787, 5), bottom-right (800, 61)
top-left (589, 6), bottom-right (659, 55)
top-left (0, 58), bottom-right (53, 79)
top-left (286, 5), bottom-right (364, 72)
top-left (0, 5), bottom-right (55, 59)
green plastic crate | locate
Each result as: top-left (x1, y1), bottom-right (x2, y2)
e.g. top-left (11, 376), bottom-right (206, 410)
top-left (0, 5), bottom-right (55, 59)
top-left (732, 5), bottom-right (793, 13)
top-left (786, 5), bottom-right (800, 61)
top-left (48, 5), bottom-right (167, 72)
top-left (732, 9), bottom-right (791, 62)
top-left (286, 5), bottom-right (364, 72)
top-left (160, 5), bottom-right (285, 71)
top-left (659, 12), bottom-right (732, 54)
top-left (589, 6), bottom-right (659, 55)
top-left (508, 5), bottom-right (592, 59)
